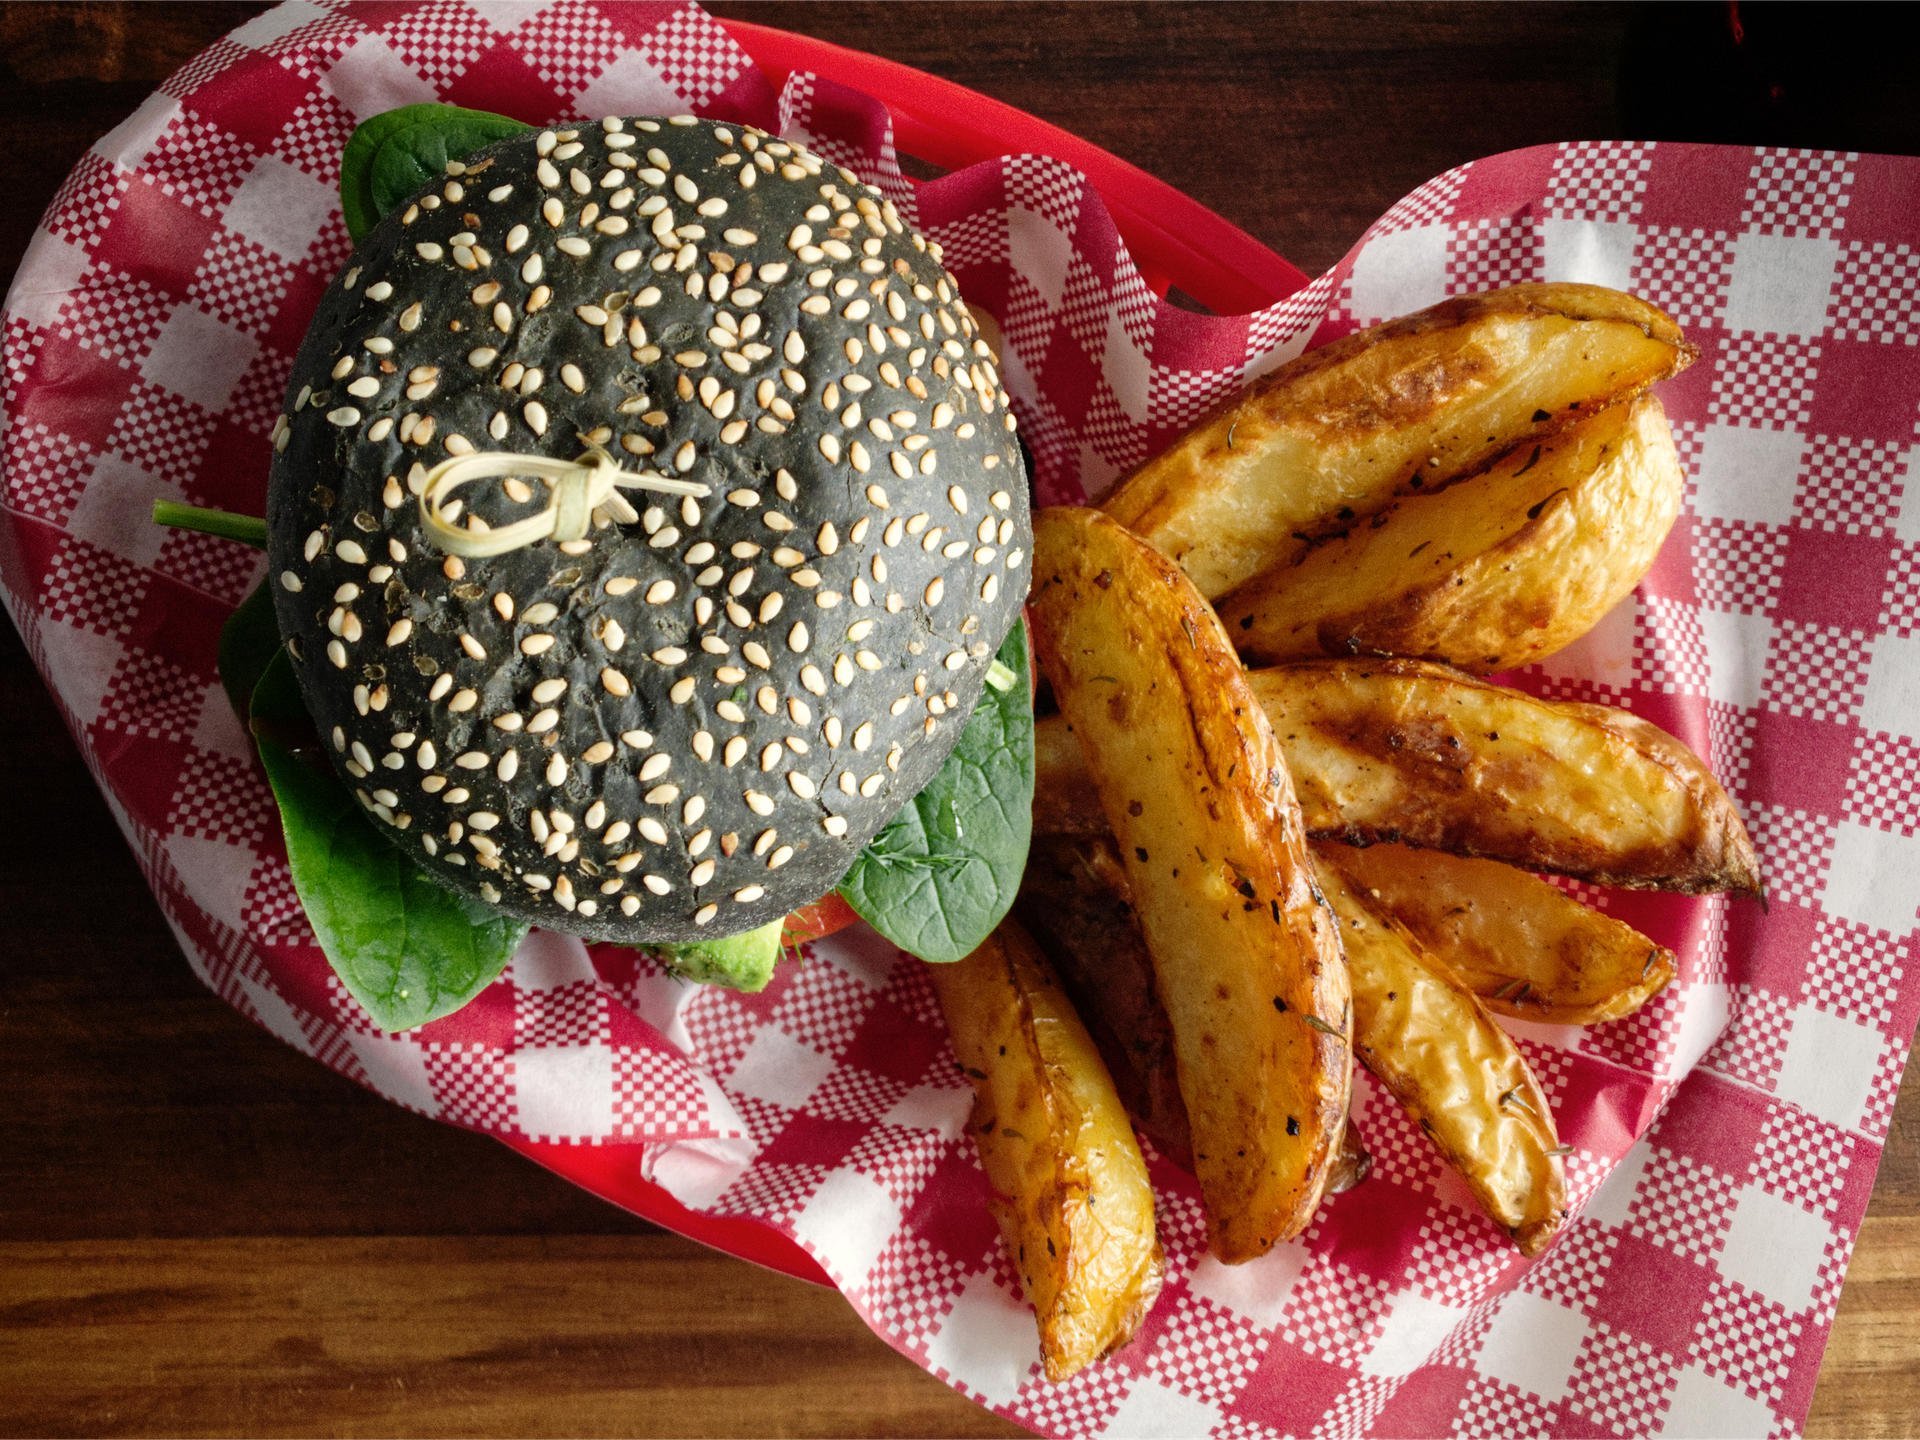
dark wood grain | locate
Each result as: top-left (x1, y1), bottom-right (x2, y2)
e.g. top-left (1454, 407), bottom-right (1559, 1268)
top-left (0, 4), bottom-right (1913, 1435)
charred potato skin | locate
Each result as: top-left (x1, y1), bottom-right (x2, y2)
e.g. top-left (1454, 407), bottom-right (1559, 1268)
top-left (1318, 843), bottom-right (1676, 1025)
top-left (1252, 658), bottom-right (1762, 896)
top-left (1222, 396), bottom-right (1684, 673)
top-left (1018, 836), bottom-right (1194, 1167)
top-left (1021, 834), bottom-right (1375, 1190)
top-left (1101, 284), bottom-right (1696, 598)
top-left (1035, 658), bottom-right (1762, 897)
top-left (929, 920), bottom-right (1164, 1381)
top-left (1027, 507), bottom-right (1351, 1263)
top-left (1315, 863), bottom-right (1568, 1255)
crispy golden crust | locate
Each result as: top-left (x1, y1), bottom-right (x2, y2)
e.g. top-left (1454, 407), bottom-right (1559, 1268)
top-left (1317, 843), bottom-right (1676, 1026)
top-left (1026, 506), bottom-right (1351, 1262)
top-left (1250, 658), bottom-right (1762, 895)
top-left (928, 920), bottom-right (1164, 1381)
top-left (1221, 396), bottom-right (1684, 672)
top-left (1315, 862), bottom-right (1568, 1255)
top-left (1020, 834), bottom-right (1376, 1190)
top-left (1018, 836), bottom-right (1194, 1167)
top-left (1033, 659), bottom-right (1761, 896)
top-left (1100, 283), bottom-right (1694, 598)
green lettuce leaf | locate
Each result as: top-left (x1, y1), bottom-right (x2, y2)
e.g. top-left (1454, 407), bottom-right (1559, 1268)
top-left (251, 650), bottom-right (528, 1031)
top-left (837, 623), bottom-right (1035, 963)
top-left (339, 103), bottom-right (530, 243)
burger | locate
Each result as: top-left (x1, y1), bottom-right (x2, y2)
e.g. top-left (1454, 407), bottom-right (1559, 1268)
top-left (259, 113), bottom-right (1031, 1002)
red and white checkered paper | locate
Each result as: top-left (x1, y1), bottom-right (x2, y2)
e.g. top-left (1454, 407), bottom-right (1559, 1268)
top-left (4, 3), bottom-right (1917, 1434)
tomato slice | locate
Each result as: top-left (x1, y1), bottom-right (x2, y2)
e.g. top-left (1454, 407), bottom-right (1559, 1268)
top-left (782, 892), bottom-right (861, 946)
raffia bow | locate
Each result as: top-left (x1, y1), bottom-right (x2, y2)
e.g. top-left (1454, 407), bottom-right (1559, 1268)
top-left (417, 446), bottom-right (711, 558)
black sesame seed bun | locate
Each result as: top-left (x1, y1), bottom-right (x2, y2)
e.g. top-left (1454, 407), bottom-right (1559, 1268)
top-left (266, 116), bottom-right (1029, 944)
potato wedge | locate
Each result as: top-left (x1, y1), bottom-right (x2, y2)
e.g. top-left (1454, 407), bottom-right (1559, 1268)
top-left (1221, 395), bottom-right (1683, 672)
top-left (1250, 659), bottom-right (1761, 894)
top-left (1317, 842), bottom-right (1676, 1025)
top-left (1018, 835), bottom-right (1193, 1166)
top-left (1020, 833), bottom-right (1373, 1195)
top-left (1101, 283), bottom-right (1695, 597)
top-left (1315, 862), bottom-right (1568, 1254)
top-left (1034, 658), bottom-right (1761, 895)
top-left (1032, 710), bottom-right (1108, 839)
top-left (1027, 507), bottom-right (1351, 1262)
top-left (928, 919), bottom-right (1163, 1380)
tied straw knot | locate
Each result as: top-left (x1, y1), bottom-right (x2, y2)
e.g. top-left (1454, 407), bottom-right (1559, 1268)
top-left (417, 445), bottom-right (711, 559)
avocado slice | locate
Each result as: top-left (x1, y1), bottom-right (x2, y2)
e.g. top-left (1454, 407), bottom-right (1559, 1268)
top-left (650, 918), bottom-right (786, 992)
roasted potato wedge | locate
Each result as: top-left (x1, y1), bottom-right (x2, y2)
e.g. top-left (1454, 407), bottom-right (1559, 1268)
top-left (1018, 835), bottom-right (1193, 1166)
top-left (1032, 712), bottom-right (1106, 839)
top-left (1020, 833), bottom-right (1373, 1194)
top-left (1027, 507), bottom-right (1351, 1262)
top-left (1034, 658), bottom-right (1761, 895)
top-left (1317, 842), bottom-right (1676, 1025)
top-left (1221, 395), bottom-right (1683, 672)
top-left (1315, 862), bottom-right (1568, 1254)
top-left (928, 919), bottom-right (1163, 1380)
top-left (1101, 284), bottom-right (1695, 597)
top-left (1251, 659), bottom-right (1761, 894)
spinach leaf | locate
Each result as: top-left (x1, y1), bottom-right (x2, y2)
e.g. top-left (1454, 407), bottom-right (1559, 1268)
top-left (341, 103), bottom-right (530, 243)
top-left (341, 105), bottom-right (442, 243)
top-left (336, 105), bottom-right (530, 243)
top-left (837, 623), bottom-right (1034, 964)
top-left (250, 649), bottom-right (528, 1031)
top-left (218, 579), bottom-right (280, 726)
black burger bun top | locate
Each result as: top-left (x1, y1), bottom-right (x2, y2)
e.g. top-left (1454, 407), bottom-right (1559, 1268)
top-left (266, 116), bottom-right (1029, 945)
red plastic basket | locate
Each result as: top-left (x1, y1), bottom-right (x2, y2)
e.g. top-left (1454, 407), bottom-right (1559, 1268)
top-left (499, 16), bottom-right (1309, 1288)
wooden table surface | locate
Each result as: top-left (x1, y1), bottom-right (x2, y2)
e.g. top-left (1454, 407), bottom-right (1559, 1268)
top-left (1, 4), bottom-right (1915, 1435)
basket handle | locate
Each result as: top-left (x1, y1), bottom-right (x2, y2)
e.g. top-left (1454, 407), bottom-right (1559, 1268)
top-left (720, 18), bottom-right (1309, 314)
